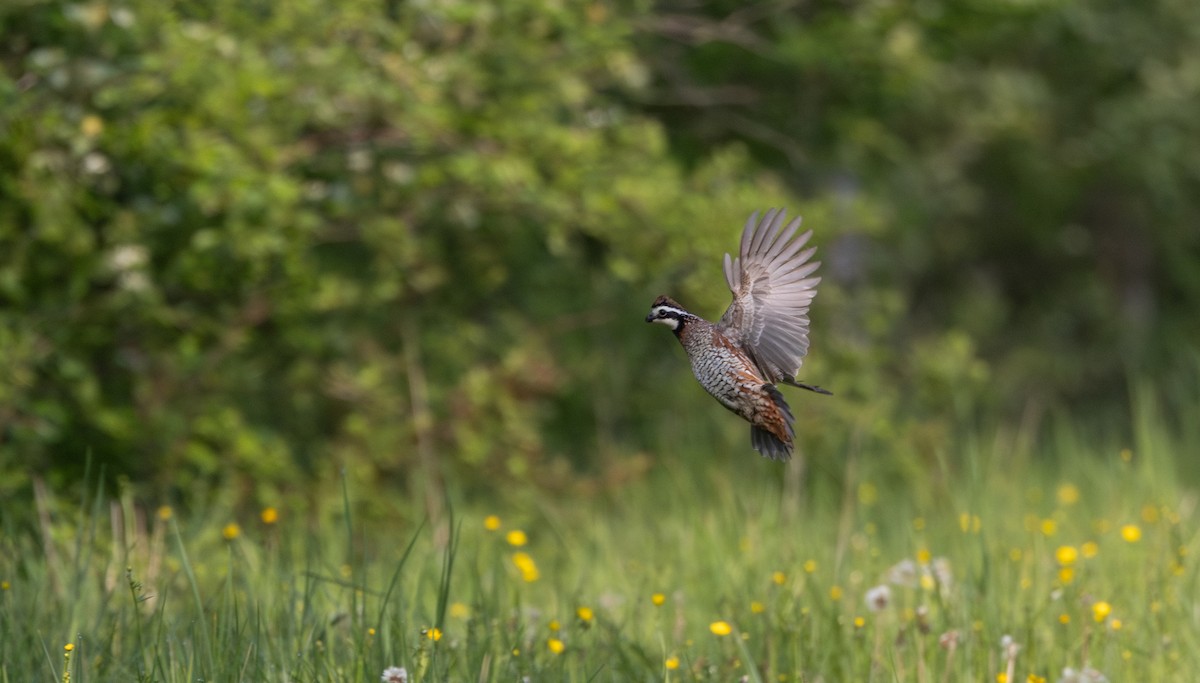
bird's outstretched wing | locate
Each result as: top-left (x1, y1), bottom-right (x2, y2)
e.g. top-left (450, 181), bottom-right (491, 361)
top-left (718, 209), bottom-right (821, 383)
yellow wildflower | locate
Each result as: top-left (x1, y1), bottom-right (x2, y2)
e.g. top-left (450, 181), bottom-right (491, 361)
top-left (157, 506), bottom-right (173, 521)
top-left (1120, 524), bottom-right (1141, 542)
top-left (1040, 519), bottom-right (1057, 536)
top-left (1028, 676), bottom-right (1047, 683)
top-left (222, 523), bottom-right (241, 541)
top-left (829, 586), bottom-right (843, 601)
top-left (511, 552), bottom-right (539, 582)
top-left (426, 627), bottom-right (442, 641)
top-left (576, 606), bottom-right (594, 622)
top-left (772, 570), bottom-right (786, 585)
top-left (751, 601), bottom-right (765, 614)
top-left (547, 638), bottom-right (565, 654)
top-left (1056, 483), bottom-right (1080, 506)
top-left (853, 616), bottom-right (865, 628)
top-left (1055, 545), bottom-right (1078, 566)
top-left (1058, 613), bottom-right (1070, 624)
top-left (803, 560), bottom-right (817, 574)
top-left (1093, 601), bottom-right (1112, 622)
top-left (1110, 618), bottom-right (1123, 630)
top-left (709, 621), bottom-right (732, 636)
top-left (1058, 567), bottom-right (1075, 584)
top-left (651, 592), bottom-right (666, 606)
top-left (260, 507), bottom-right (279, 525)
top-left (506, 530), bottom-right (528, 547)
top-left (665, 656), bottom-right (680, 670)
top-left (1081, 541), bottom-right (1099, 558)
top-left (484, 515), bottom-right (501, 531)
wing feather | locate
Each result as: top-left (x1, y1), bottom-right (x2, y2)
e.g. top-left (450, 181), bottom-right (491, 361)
top-left (718, 209), bottom-right (823, 382)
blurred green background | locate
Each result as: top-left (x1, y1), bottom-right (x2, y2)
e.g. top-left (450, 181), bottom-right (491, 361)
top-left (3, 0), bottom-right (1199, 514)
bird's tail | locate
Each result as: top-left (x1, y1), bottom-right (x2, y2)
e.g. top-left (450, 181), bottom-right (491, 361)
top-left (751, 384), bottom-right (795, 461)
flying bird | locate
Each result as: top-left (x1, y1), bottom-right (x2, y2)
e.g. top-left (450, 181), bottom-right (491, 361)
top-left (645, 208), bottom-right (830, 461)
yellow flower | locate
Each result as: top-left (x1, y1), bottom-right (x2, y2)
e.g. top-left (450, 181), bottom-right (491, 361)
top-left (1, 580), bottom-right (9, 591)
top-left (1058, 567), bottom-right (1075, 584)
top-left (222, 523), bottom-right (241, 541)
top-left (665, 655), bottom-right (680, 670)
top-left (772, 570), bottom-right (786, 585)
top-left (1120, 524), bottom-right (1141, 543)
top-left (916, 548), bottom-right (932, 565)
top-left (1028, 675), bottom-right (1047, 683)
top-left (919, 574), bottom-right (936, 591)
top-left (506, 530), bottom-right (528, 547)
top-left (548, 637), bottom-right (565, 654)
top-left (853, 616), bottom-right (865, 628)
top-left (1055, 545), bottom-right (1078, 566)
top-left (368, 627), bottom-right (376, 636)
top-left (1092, 601), bottom-right (1112, 622)
top-left (64, 643), bottom-right (74, 652)
top-left (80, 115), bottom-right (104, 137)
top-left (1081, 541), bottom-right (1099, 558)
top-left (260, 507), bottom-right (279, 525)
top-left (709, 620), bottom-right (732, 636)
top-left (1058, 613), bottom-right (1070, 624)
top-left (511, 552), bottom-right (539, 582)
top-left (157, 506), bottom-right (173, 521)
top-left (449, 602), bottom-right (470, 618)
top-left (548, 619), bottom-right (561, 632)
top-left (427, 627), bottom-right (442, 641)
top-left (803, 560), bottom-right (817, 574)
top-left (484, 515), bottom-right (501, 531)
top-left (1009, 548), bottom-right (1023, 562)
top-left (1056, 483), bottom-right (1080, 506)
top-left (750, 601), bottom-right (765, 614)
top-left (576, 606), bottom-right (594, 622)
top-left (651, 592), bottom-right (666, 606)
top-left (829, 586), bottom-right (843, 601)
top-left (1110, 618), bottom-right (1123, 630)
top-left (1040, 519), bottom-right (1057, 536)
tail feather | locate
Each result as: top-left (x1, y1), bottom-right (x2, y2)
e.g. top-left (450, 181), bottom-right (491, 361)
top-left (751, 384), bottom-right (795, 461)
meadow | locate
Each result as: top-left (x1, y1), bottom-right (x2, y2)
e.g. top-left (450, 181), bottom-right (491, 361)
top-left (3, 383), bottom-right (1197, 683)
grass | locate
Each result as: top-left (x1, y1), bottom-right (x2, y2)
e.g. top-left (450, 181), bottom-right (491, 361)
top-left (3, 391), bottom-right (1199, 682)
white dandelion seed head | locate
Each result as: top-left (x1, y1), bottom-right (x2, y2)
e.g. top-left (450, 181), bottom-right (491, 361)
top-left (381, 666), bottom-right (408, 683)
top-left (1058, 667), bottom-right (1108, 683)
top-left (864, 585), bottom-right (891, 612)
top-left (885, 558), bottom-right (919, 588)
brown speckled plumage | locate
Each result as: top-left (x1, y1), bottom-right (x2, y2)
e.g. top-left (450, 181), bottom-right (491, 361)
top-left (646, 209), bottom-right (830, 461)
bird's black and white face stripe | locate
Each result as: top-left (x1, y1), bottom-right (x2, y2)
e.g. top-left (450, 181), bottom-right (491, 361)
top-left (645, 303), bottom-right (689, 330)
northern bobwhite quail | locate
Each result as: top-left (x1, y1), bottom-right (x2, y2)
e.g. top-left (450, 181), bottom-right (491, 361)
top-left (645, 208), bottom-right (830, 461)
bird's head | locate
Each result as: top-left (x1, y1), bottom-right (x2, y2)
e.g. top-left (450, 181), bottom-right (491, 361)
top-left (645, 295), bottom-right (691, 331)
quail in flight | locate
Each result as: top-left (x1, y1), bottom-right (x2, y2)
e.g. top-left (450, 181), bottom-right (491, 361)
top-left (646, 208), bottom-right (830, 461)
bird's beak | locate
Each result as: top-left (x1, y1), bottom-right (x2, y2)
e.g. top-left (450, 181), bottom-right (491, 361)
top-left (644, 313), bottom-right (655, 323)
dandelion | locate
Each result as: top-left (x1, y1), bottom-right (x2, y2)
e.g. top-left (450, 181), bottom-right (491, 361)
top-left (547, 637), bottom-right (565, 654)
top-left (651, 592), bottom-right (666, 606)
top-left (885, 559), bottom-right (918, 587)
top-left (803, 559), bottom-right (817, 573)
top-left (1058, 567), bottom-right (1074, 584)
top-left (709, 620), bottom-right (733, 636)
top-left (1040, 519), bottom-right (1057, 536)
top-left (1092, 601), bottom-right (1111, 623)
top-left (1081, 541), bottom-right (1099, 558)
top-left (829, 586), bottom-right (843, 601)
top-left (864, 585), bottom-right (891, 612)
top-left (506, 530), bottom-right (528, 547)
top-left (1055, 545), bottom-right (1079, 566)
top-left (548, 619), bottom-right (561, 632)
top-left (1109, 618), bottom-right (1122, 630)
top-left (576, 606), bottom-right (594, 622)
top-left (916, 548), bottom-right (932, 565)
top-left (381, 667), bottom-right (408, 683)
top-left (1120, 525), bottom-right (1141, 543)
top-left (1059, 666), bottom-right (1109, 683)
top-left (426, 627), bottom-right (442, 642)
top-left (261, 507), bottom-right (279, 524)
top-left (853, 616), bottom-right (865, 629)
top-left (665, 656), bottom-right (680, 670)
top-left (1057, 483), bottom-right (1080, 505)
top-left (484, 515), bottom-right (501, 531)
top-left (1058, 613), bottom-right (1071, 624)
top-left (772, 570), bottom-right (786, 585)
top-left (1029, 676), bottom-right (1047, 683)
top-left (222, 523), bottom-right (241, 541)
top-left (512, 552), bottom-right (539, 582)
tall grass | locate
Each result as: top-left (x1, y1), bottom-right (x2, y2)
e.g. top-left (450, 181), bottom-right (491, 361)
top-left (3, 386), bottom-right (1198, 682)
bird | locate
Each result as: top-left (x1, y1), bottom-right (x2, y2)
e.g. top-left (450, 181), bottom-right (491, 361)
top-left (645, 208), bottom-right (830, 461)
